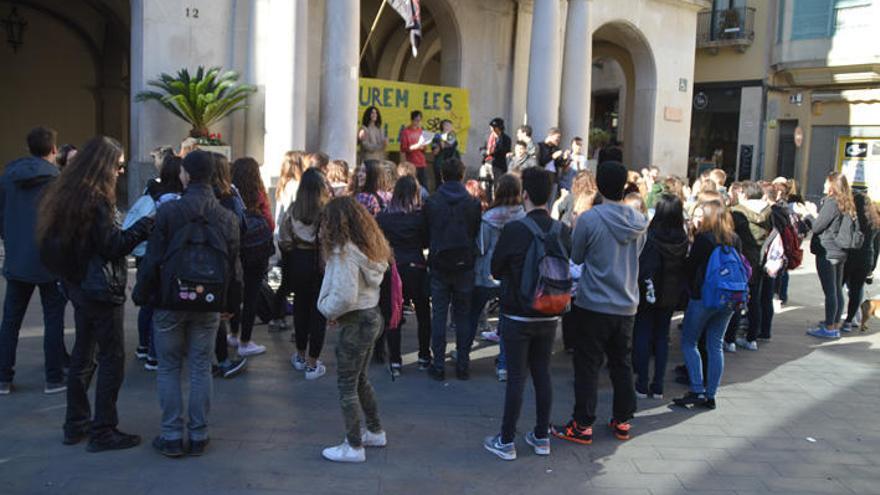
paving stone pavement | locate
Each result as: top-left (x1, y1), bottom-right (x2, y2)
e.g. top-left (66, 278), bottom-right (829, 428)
top-left (0, 252), bottom-right (878, 494)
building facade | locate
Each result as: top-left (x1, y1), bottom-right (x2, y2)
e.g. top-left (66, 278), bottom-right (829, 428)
top-left (692, 0), bottom-right (880, 200)
top-left (1, 0), bottom-right (710, 201)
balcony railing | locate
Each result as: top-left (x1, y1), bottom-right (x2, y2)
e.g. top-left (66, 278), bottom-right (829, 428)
top-left (697, 7), bottom-right (756, 53)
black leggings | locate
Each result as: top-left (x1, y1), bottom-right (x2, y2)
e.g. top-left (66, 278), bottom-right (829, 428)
top-left (290, 248), bottom-right (326, 359)
top-left (844, 260), bottom-right (871, 323)
top-left (273, 250), bottom-right (294, 319)
top-left (392, 263), bottom-right (431, 363)
top-left (230, 260), bottom-right (268, 342)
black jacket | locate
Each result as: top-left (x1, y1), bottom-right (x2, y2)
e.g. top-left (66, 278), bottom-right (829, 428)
top-left (56, 202), bottom-right (153, 306)
top-left (638, 227), bottom-right (689, 309)
top-left (377, 209), bottom-right (428, 266)
top-left (491, 209), bottom-right (572, 318)
top-left (537, 142), bottom-right (565, 172)
top-left (488, 133), bottom-right (511, 172)
top-left (0, 156), bottom-right (60, 283)
top-left (424, 181), bottom-right (481, 270)
top-left (847, 192), bottom-right (879, 272)
top-left (133, 183), bottom-right (241, 311)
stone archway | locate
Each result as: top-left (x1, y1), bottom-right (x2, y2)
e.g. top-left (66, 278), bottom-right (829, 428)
top-left (0, 0), bottom-right (130, 167)
top-left (360, 0), bottom-right (462, 86)
top-left (592, 21), bottom-right (657, 168)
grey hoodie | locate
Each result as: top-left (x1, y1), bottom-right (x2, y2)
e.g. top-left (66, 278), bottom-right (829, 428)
top-left (474, 205), bottom-right (526, 288)
top-left (571, 202), bottom-right (648, 316)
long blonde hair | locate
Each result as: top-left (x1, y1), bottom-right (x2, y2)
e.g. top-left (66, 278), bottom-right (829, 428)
top-left (320, 196), bottom-right (391, 263)
top-left (697, 199), bottom-right (736, 246)
top-left (277, 151), bottom-right (304, 201)
top-left (826, 172), bottom-right (856, 217)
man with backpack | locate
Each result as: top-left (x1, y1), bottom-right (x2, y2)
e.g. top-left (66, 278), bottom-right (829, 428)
top-left (552, 161), bottom-right (647, 444)
top-left (134, 150), bottom-right (241, 457)
top-left (483, 167), bottom-right (571, 461)
top-left (424, 158), bottom-right (482, 381)
top-left (0, 127), bottom-right (68, 396)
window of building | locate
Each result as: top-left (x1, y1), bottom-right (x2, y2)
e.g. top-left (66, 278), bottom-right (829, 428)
top-left (791, 0), bottom-right (873, 40)
top-left (777, 0), bottom-right (786, 43)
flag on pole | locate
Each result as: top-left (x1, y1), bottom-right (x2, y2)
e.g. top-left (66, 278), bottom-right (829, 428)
top-left (388, 0), bottom-right (421, 57)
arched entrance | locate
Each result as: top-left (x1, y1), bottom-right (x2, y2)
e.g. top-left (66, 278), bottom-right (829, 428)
top-left (591, 21), bottom-right (657, 168)
top-left (0, 0), bottom-right (130, 170)
top-left (359, 0), bottom-right (462, 86)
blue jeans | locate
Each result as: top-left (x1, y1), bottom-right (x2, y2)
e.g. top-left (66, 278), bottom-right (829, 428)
top-left (154, 310), bottom-right (220, 441)
top-left (776, 269), bottom-right (789, 303)
top-left (430, 270), bottom-right (473, 371)
top-left (470, 286), bottom-right (506, 370)
top-left (632, 306), bottom-right (674, 395)
top-left (0, 279), bottom-right (68, 384)
top-left (681, 298), bottom-right (734, 399)
top-left (137, 305), bottom-right (156, 359)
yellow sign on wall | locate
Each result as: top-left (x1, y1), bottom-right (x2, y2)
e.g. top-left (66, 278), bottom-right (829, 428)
top-left (837, 136), bottom-right (879, 201)
top-left (358, 78), bottom-right (470, 150)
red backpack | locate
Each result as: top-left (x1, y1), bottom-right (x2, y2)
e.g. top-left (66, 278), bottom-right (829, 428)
top-left (779, 222), bottom-right (803, 270)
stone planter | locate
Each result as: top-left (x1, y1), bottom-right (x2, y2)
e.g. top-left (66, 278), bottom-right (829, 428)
top-left (197, 145), bottom-right (232, 159)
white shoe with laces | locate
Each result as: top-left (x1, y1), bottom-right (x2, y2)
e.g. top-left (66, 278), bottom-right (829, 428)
top-left (290, 353), bottom-right (306, 371)
top-left (322, 440), bottom-right (366, 463)
top-left (361, 429), bottom-right (387, 447)
top-left (723, 342), bottom-right (737, 353)
top-left (227, 334), bottom-right (240, 348)
top-left (305, 363), bottom-right (326, 380)
top-left (238, 341), bottom-right (266, 357)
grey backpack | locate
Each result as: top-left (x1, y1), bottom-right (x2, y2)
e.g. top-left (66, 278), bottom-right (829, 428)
top-left (835, 214), bottom-right (865, 251)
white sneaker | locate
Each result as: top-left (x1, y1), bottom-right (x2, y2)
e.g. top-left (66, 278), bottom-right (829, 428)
top-left (305, 363), bottom-right (326, 380)
top-left (290, 353), bottom-right (306, 371)
top-left (227, 334), bottom-right (240, 348)
top-left (736, 337), bottom-right (757, 351)
top-left (481, 331), bottom-right (500, 343)
top-left (496, 368), bottom-right (508, 382)
top-left (238, 341), bottom-right (266, 357)
top-left (723, 342), bottom-right (737, 353)
top-left (322, 440), bottom-right (366, 463)
top-left (361, 429), bottom-right (387, 447)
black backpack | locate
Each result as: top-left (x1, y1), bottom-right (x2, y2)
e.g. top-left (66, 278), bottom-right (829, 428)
top-left (430, 197), bottom-right (476, 272)
top-left (517, 217), bottom-right (572, 316)
top-left (160, 202), bottom-right (231, 312)
top-left (241, 210), bottom-right (275, 267)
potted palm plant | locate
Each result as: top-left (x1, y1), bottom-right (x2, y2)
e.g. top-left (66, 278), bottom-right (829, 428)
top-left (136, 66), bottom-right (256, 152)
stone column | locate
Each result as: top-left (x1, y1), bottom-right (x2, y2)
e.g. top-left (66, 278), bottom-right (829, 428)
top-left (511, 0), bottom-right (534, 129)
top-left (526, 0), bottom-right (562, 136)
top-left (560, 0), bottom-right (591, 142)
top-left (318, 0), bottom-right (359, 165)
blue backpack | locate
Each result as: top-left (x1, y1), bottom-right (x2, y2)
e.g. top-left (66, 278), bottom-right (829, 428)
top-left (701, 245), bottom-right (750, 309)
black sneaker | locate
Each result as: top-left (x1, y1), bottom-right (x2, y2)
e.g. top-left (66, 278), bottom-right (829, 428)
top-left (551, 420), bottom-right (593, 445)
top-left (417, 358), bottom-right (431, 371)
top-left (152, 436), bottom-right (184, 457)
top-left (87, 429), bottom-right (141, 452)
top-left (0, 382), bottom-right (12, 395)
top-left (135, 346), bottom-right (149, 360)
top-left (144, 358), bottom-right (158, 371)
top-left (428, 366), bottom-right (445, 382)
top-left (673, 392), bottom-right (707, 408)
top-left (217, 358), bottom-right (247, 378)
top-left (456, 368), bottom-right (470, 381)
top-left (702, 398), bottom-right (717, 410)
top-left (63, 428), bottom-right (89, 446)
top-left (187, 437), bottom-right (210, 456)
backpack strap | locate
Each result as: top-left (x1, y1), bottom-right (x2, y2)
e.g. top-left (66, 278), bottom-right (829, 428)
top-left (519, 215), bottom-right (545, 240)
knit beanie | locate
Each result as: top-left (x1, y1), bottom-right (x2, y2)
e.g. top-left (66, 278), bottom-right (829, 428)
top-left (182, 150), bottom-right (215, 183)
top-left (596, 161), bottom-right (628, 201)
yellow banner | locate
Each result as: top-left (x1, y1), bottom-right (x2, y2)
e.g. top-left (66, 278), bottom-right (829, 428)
top-left (358, 78), bottom-right (470, 150)
top-left (836, 136), bottom-right (879, 201)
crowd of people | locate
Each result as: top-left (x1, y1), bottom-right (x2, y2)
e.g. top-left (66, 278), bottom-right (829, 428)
top-left (0, 115), bottom-right (877, 464)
